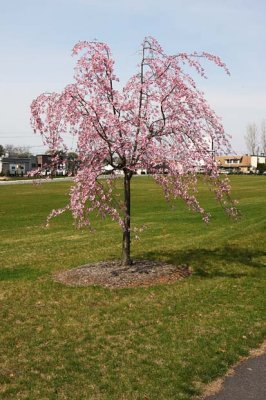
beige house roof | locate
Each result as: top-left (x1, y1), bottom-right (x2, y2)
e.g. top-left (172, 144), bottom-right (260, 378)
top-left (215, 155), bottom-right (252, 168)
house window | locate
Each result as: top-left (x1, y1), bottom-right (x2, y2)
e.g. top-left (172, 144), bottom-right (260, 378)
top-left (225, 159), bottom-right (240, 164)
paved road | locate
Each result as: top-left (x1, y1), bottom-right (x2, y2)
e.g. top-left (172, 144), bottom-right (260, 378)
top-left (0, 177), bottom-right (73, 185)
top-left (0, 174), bottom-right (149, 185)
top-left (205, 353), bottom-right (266, 400)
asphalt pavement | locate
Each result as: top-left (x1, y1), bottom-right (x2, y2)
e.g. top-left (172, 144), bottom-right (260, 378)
top-left (0, 177), bottom-right (73, 185)
top-left (205, 353), bottom-right (266, 400)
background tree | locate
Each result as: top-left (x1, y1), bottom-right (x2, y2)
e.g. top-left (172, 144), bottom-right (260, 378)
top-left (245, 123), bottom-right (259, 155)
top-left (257, 163), bottom-right (266, 174)
top-left (260, 119), bottom-right (266, 155)
top-left (4, 144), bottom-right (33, 158)
top-left (31, 37), bottom-right (237, 266)
top-left (0, 145), bottom-right (4, 157)
top-left (67, 152), bottom-right (79, 176)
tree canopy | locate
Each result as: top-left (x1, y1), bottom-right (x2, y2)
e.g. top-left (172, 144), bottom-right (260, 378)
top-left (3, 144), bottom-right (33, 158)
top-left (31, 37), bottom-right (238, 265)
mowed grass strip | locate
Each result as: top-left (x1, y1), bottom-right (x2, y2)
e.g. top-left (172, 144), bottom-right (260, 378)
top-left (0, 176), bottom-right (265, 400)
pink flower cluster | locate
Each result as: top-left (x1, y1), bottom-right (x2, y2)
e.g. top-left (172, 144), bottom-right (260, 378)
top-left (31, 37), bottom-right (238, 229)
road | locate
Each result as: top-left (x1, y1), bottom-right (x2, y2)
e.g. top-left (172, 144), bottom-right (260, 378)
top-left (205, 353), bottom-right (266, 400)
top-left (0, 177), bottom-right (73, 185)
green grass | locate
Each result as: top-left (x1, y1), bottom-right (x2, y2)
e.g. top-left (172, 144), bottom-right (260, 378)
top-left (0, 176), bottom-right (265, 399)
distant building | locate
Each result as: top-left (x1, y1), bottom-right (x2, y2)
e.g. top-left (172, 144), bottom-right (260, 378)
top-left (36, 154), bottom-right (67, 176)
top-left (215, 155), bottom-right (266, 173)
top-left (36, 154), bottom-right (52, 169)
top-left (0, 153), bottom-right (68, 177)
top-left (0, 156), bottom-right (36, 176)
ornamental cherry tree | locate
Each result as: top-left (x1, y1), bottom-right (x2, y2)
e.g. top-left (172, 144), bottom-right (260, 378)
top-left (31, 37), bottom-right (238, 266)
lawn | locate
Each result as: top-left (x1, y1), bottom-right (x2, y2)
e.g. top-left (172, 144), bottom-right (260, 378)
top-left (0, 176), bottom-right (265, 399)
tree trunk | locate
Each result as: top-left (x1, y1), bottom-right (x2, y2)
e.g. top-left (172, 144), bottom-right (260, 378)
top-left (122, 171), bottom-right (132, 266)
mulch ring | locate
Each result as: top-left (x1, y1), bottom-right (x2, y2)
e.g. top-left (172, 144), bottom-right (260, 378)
top-left (53, 260), bottom-right (192, 289)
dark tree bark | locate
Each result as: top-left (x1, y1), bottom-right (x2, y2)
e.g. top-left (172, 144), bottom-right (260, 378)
top-left (122, 171), bottom-right (133, 266)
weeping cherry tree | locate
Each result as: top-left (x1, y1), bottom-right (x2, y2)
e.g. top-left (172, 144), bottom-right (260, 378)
top-left (31, 37), bottom-right (238, 266)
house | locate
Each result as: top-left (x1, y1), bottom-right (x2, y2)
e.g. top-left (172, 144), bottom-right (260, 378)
top-left (36, 154), bottom-right (67, 176)
top-left (36, 154), bottom-right (52, 169)
top-left (36, 154), bottom-right (52, 176)
top-left (257, 155), bottom-right (266, 164)
top-left (215, 155), bottom-right (266, 174)
top-left (136, 168), bottom-right (147, 175)
top-left (0, 156), bottom-right (37, 176)
top-left (0, 153), bottom-right (68, 177)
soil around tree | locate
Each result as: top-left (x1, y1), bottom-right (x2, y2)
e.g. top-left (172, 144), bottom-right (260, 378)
top-left (53, 260), bottom-right (192, 289)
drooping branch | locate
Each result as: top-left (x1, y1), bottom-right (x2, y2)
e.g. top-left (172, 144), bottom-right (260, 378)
top-left (31, 36), bottom-right (239, 267)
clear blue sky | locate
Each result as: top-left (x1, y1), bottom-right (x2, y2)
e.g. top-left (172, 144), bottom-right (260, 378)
top-left (0, 0), bottom-right (265, 154)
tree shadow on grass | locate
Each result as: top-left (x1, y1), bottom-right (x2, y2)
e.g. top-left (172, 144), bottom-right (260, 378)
top-left (0, 266), bottom-right (46, 281)
top-left (139, 246), bottom-right (266, 279)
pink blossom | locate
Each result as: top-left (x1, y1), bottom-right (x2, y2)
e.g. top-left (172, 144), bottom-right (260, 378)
top-left (31, 37), bottom-right (238, 263)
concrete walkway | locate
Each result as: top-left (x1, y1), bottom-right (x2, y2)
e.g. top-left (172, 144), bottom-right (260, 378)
top-left (205, 352), bottom-right (266, 400)
top-left (0, 177), bottom-right (73, 185)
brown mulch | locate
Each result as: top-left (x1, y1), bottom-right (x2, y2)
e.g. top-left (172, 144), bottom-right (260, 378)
top-left (53, 260), bottom-right (192, 289)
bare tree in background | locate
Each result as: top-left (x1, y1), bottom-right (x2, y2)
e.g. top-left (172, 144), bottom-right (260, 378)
top-left (4, 145), bottom-right (32, 158)
top-left (261, 120), bottom-right (266, 155)
top-left (245, 123), bottom-right (259, 155)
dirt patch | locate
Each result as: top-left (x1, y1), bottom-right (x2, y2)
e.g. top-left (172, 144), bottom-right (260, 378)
top-left (53, 260), bottom-right (192, 289)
